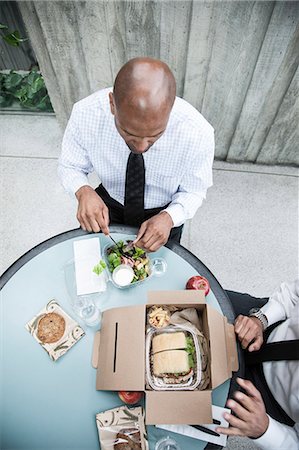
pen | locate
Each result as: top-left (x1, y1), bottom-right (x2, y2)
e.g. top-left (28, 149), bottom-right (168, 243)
top-left (189, 425), bottom-right (220, 437)
top-left (213, 419), bottom-right (221, 425)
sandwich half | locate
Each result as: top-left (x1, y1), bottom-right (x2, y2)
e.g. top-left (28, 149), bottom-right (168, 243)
top-left (152, 331), bottom-right (186, 354)
top-left (153, 350), bottom-right (189, 376)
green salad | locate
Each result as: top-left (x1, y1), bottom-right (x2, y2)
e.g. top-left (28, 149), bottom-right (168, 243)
top-left (92, 259), bottom-right (106, 276)
top-left (106, 240), bottom-right (150, 283)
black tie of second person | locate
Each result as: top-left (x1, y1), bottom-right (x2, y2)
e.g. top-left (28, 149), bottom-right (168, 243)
top-left (124, 152), bottom-right (145, 226)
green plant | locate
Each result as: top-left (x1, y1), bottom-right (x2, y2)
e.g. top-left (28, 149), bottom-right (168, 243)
top-left (0, 69), bottom-right (53, 111)
top-left (0, 23), bottom-right (28, 46)
top-left (0, 22), bottom-right (53, 112)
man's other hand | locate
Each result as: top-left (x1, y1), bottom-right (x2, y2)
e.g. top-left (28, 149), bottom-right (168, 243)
top-left (216, 377), bottom-right (269, 439)
top-left (134, 211), bottom-right (173, 252)
top-left (234, 314), bottom-right (264, 352)
top-left (75, 186), bottom-right (109, 235)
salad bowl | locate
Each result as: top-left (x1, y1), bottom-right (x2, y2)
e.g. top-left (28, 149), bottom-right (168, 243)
top-left (103, 240), bottom-right (167, 289)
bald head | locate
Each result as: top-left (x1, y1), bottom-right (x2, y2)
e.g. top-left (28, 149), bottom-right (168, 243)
top-left (109, 58), bottom-right (176, 153)
top-left (113, 57), bottom-right (176, 115)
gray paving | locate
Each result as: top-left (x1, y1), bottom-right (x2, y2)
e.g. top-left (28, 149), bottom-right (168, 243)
top-left (1, 113), bottom-right (62, 158)
top-left (1, 113), bottom-right (298, 449)
top-left (182, 161), bottom-right (298, 297)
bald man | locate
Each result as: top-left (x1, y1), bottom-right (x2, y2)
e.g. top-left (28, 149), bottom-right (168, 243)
top-left (59, 58), bottom-right (214, 251)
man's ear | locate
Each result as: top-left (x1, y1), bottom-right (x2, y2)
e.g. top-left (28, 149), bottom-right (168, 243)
top-left (109, 92), bottom-right (115, 115)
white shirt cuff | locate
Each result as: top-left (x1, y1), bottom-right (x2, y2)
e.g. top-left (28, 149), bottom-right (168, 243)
top-left (253, 416), bottom-right (298, 449)
top-left (163, 204), bottom-right (185, 228)
top-left (261, 299), bottom-right (286, 327)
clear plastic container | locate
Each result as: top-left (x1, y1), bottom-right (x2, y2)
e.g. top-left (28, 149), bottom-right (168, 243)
top-left (72, 295), bottom-right (102, 327)
top-left (155, 436), bottom-right (181, 450)
top-left (145, 325), bottom-right (202, 390)
top-left (103, 243), bottom-right (167, 289)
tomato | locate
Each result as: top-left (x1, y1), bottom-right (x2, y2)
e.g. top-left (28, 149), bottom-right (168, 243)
top-left (185, 275), bottom-right (210, 295)
top-left (118, 391), bottom-right (143, 405)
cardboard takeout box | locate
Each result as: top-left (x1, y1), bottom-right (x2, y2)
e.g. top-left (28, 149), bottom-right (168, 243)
top-left (92, 290), bottom-right (238, 425)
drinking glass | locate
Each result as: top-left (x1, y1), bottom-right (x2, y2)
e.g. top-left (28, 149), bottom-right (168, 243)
top-left (155, 436), bottom-right (181, 450)
top-left (63, 259), bottom-right (104, 327)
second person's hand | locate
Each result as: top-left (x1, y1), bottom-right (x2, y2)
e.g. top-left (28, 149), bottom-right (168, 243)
top-left (216, 378), bottom-right (269, 439)
top-left (75, 185), bottom-right (110, 235)
top-left (234, 314), bottom-right (264, 351)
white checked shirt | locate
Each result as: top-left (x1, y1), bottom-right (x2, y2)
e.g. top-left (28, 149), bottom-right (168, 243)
top-left (254, 279), bottom-right (299, 450)
top-left (58, 88), bottom-right (214, 227)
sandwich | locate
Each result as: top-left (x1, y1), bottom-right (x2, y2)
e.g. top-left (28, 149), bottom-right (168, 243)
top-left (153, 350), bottom-right (189, 375)
top-left (152, 331), bottom-right (186, 353)
top-left (152, 331), bottom-right (196, 384)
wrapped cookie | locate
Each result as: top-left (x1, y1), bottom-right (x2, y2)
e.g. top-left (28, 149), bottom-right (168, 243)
top-left (114, 428), bottom-right (141, 449)
top-left (25, 299), bottom-right (85, 361)
top-left (96, 406), bottom-right (148, 450)
top-left (37, 312), bottom-right (66, 343)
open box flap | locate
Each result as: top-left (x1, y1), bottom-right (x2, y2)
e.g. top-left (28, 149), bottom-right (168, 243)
top-left (145, 391), bottom-right (212, 425)
top-left (147, 290), bottom-right (206, 305)
top-left (224, 318), bottom-right (239, 372)
top-left (92, 330), bottom-right (101, 369)
top-left (206, 304), bottom-right (232, 388)
top-left (96, 305), bottom-right (145, 391)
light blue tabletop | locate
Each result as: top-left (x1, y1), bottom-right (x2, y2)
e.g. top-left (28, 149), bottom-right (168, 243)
top-left (1, 232), bottom-right (232, 450)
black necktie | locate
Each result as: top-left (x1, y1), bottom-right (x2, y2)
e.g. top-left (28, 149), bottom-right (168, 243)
top-left (124, 152), bottom-right (145, 226)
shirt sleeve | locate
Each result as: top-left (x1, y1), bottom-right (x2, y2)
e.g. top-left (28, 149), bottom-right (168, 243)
top-left (163, 126), bottom-right (215, 227)
top-left (261, 279), bottom-right (299, 327)
top-left (58, 104), bottom-right (94, 196)
top-left (252, 416), bottom-right (299, 449)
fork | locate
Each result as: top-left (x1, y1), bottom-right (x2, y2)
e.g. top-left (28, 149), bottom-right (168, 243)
top-left (108, 235), bottom-right (132, 257)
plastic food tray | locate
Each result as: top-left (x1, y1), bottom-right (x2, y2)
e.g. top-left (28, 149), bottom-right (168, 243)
top-left (145, 325), bottom-right (202, 391)
top-left (102, 243), bottom-right (167, 290)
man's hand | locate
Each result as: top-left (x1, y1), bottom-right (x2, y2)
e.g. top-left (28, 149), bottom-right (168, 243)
top-left (75, 186), bottom-right (109, 235)
top-left (134, 212), bottom-right (173, 252)
top-left (216, 377), bottom-right (269, 439)
top-left (234, 314), bottom-right (264, 351)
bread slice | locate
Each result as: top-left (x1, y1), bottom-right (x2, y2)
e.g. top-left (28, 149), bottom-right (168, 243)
top-left (153, 350), bottom-right (189, 376)
top-left (152, 332), bottom-right (186, 354)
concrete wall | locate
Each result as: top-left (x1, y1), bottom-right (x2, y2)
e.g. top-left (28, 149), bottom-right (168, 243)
top-left (18, 0), bottom-right (299, 166)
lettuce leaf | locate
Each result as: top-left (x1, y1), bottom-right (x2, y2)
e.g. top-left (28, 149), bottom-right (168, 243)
top-left (186, 336), bottom-right (196, 368)
top-left (93, 260), bottom-right (106, 276)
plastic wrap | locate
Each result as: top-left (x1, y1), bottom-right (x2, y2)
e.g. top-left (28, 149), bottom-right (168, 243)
top-left (145, 325), bottom-right (201, 391)
top-left (96, 406), bottom-right (148, 450)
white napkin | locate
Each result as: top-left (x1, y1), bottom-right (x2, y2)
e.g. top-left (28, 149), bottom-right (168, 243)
top-left (156, 405), bottom-right (230, 447)
top-left (73, 238), bottom-right (106, 295)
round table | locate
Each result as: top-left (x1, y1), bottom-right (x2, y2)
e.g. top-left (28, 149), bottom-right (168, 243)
top-left (0, 226), bottom-right (244, 450)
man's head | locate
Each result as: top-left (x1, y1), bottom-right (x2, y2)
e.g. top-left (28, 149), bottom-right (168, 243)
top-left (109, 57), bottom-right (176, 154)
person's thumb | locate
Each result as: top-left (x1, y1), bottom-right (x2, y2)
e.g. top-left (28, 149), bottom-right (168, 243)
top-left (133, 221), bottom-right (147, 244)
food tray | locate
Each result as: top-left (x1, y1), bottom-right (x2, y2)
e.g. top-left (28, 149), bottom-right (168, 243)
top-left (145, 325), bottom-right (202, 391)
top-left (102, 242), bottom-right (167, 289)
